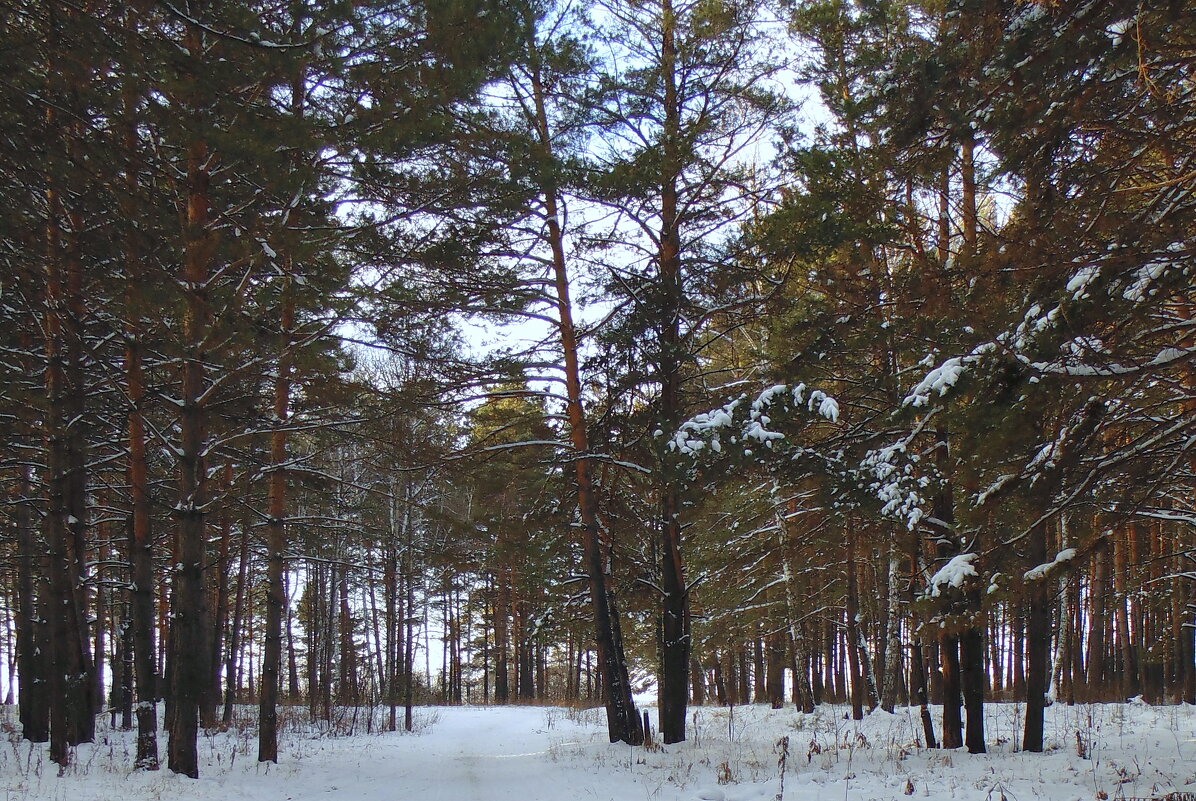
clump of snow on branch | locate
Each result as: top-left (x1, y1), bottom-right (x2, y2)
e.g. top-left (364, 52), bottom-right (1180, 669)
top-left (904, 358), bottom-right (964, 406)
top-left (1024, 420), bottom-right (1081, 484)
top-left (1023, 547), bottom-right (1076, 582)
top-left (669, 382), bottom-right (839, 458)
top-left (859, 441), bottom-right (929, 530)
top-left (903, 343), bottom-right (995, 407)
top-left (973, 473), bottom-right (1015, 507)
top-left (1009, 303), bottom-right (1062, 352)
top-left (1065, 264), bottom-right (1100, 300)
top-left (928, 553), bottom-right (978, 596)
top-left (1121, 252), bottom-right (1177, 303)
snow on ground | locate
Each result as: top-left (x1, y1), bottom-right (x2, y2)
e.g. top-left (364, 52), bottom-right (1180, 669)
top-left (4, 700), bottom-right (1196, 800)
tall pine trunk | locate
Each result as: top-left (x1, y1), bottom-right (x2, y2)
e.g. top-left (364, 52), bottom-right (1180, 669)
top-left (259, 279), bottom-right (293, 762)
top-left (44, 89), bottom-right (96, 764)
top-left (169, 81), bottom-right (214, 776)
top-left (524, 37), bottom-right (641, 745)
top-left (654, 0), bottom-right (691, 744)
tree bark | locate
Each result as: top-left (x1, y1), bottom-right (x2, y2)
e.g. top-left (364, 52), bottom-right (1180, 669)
top-left (653, 0), bottom-right (692, 745)
top-left (124, 224), bottom-right (159, 770)
top-left (1085, 544), bottom-right (1109, 699)
top-left (940, 632), bottom-right (963, 748)
top-left (14, 459), bottom-right (49, 742)
top-left (908, 543), bottom-right (937, 749)
top-left (494, 563), bottom-right (510, 703)
top-left (523, 34), bottom-right (641, 745)
top-left (1022, 520), bottom-right (1052, 752)
top-left (224, 508), bottom-right (251, 724)
top-left (259, 277), bottom-right (294, 762)
top-left (1113, 528), bottom-right (1139, 699)
top-left (44, 94), bottom-right (96, 764)
top-left (960, 610), bottom-right (986, 754)
top-left (404, 532), bottom-right (416, 732)
top-left (846, 530), bottom-right (865, 721)
top-left (208, 463), bottom-right (233, 724)
top-left (765, 633), bottom-right (784, 709)
top-left (169, 153), bottom-right (212, 777)
top-left (881, 547), bottom-right (903, 712)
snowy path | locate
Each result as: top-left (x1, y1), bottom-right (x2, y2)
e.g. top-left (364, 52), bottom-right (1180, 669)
top-left (313, 707), bottom-right (608, 801)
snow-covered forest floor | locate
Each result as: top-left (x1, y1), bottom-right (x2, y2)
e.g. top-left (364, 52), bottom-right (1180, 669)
top-left (3, 701), bottom-right (1195, 800)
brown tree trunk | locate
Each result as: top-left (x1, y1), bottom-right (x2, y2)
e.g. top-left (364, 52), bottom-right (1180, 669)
top-left (937, 168), bottom-right (951, 264)
top-left (168, 102), bottom-right (215, 776)
top-left (908, 540), bottom-right (937, 748)
top-left (911, 640), bottom-right (938, 748)
top-left (117, 17), bottom-right (158, 767)
top-left (940, 633), bottom-right (963, 748)
top-left (305, 564), bottom-right (321, 720)
top-left (776, 501), bottom-right (815, 712)
top-left (795, 624), bottom-right (816, 713)
top-left (960, 613), bottom-right (987, 754)
top-left (1085, 544), bottom-right (1109, 699)
top-left (259, 277), bottom-right (294, 762)
top-left (494, 564), bottom-right (510, 703)
top-left (338, 573), bottom-right (358, 705)
top-left (712, 654), bottom-right (727, 706)
top-left (516, 593), bottom-right (534, 701)
top-left (223, 509), bottom-right (251, 724)
top-left (1183, 577), bottom-right (1196, 705)
top-left (1114, 529), bottom-right (1138, 699)
top-left (321, 566), bottom-right (335, 720)
top-left (988, 612), bottom-right (1004, 699)
top-left (44, 97), bottom-right (96, 764)
top-left (690, 657), bottom-right (705, 706)
top-left (1012, 606), bottom-right (1026, 697)
top-left (385, 491), bottom-right (401, 728)
top-left (404, 538), bottom-right (416, 731)
top-left (14, 459), bottom-right (49, 742)
top-left (753, 636), bottom-right (766, 703)
top-left (653, 0), bottom-right (691, 745)
top-left (209, 464), bottom-right (233, 722)
top-left (738, 648), bottom-right (750, 704)
top-left (1066, 569), bottom-right (1083, 704)
top-left (880, 547), bottom-right (903, 713)
top-left (93, 537), bottom-right (107, 716)
top-left (117, 605), bottom-right (135, 729)
top-left (960, 133), bottom-right (978, 257)
top-left (766, 634), bottom-right (785, 709)
top-left (526, 45), bottom-right (641, 745)
top-left (931, 425), bottom-right (981, 751)
top-left (811, 629), bottom-right (824, 704)
top-left (845, 530), bottom-right (866, 721)
top-left (1023, 523), bottom-right (1051, 752)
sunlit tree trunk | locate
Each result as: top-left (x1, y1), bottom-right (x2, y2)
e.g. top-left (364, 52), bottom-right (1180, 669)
top-left (523, 32), bottom-right (641, 744)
